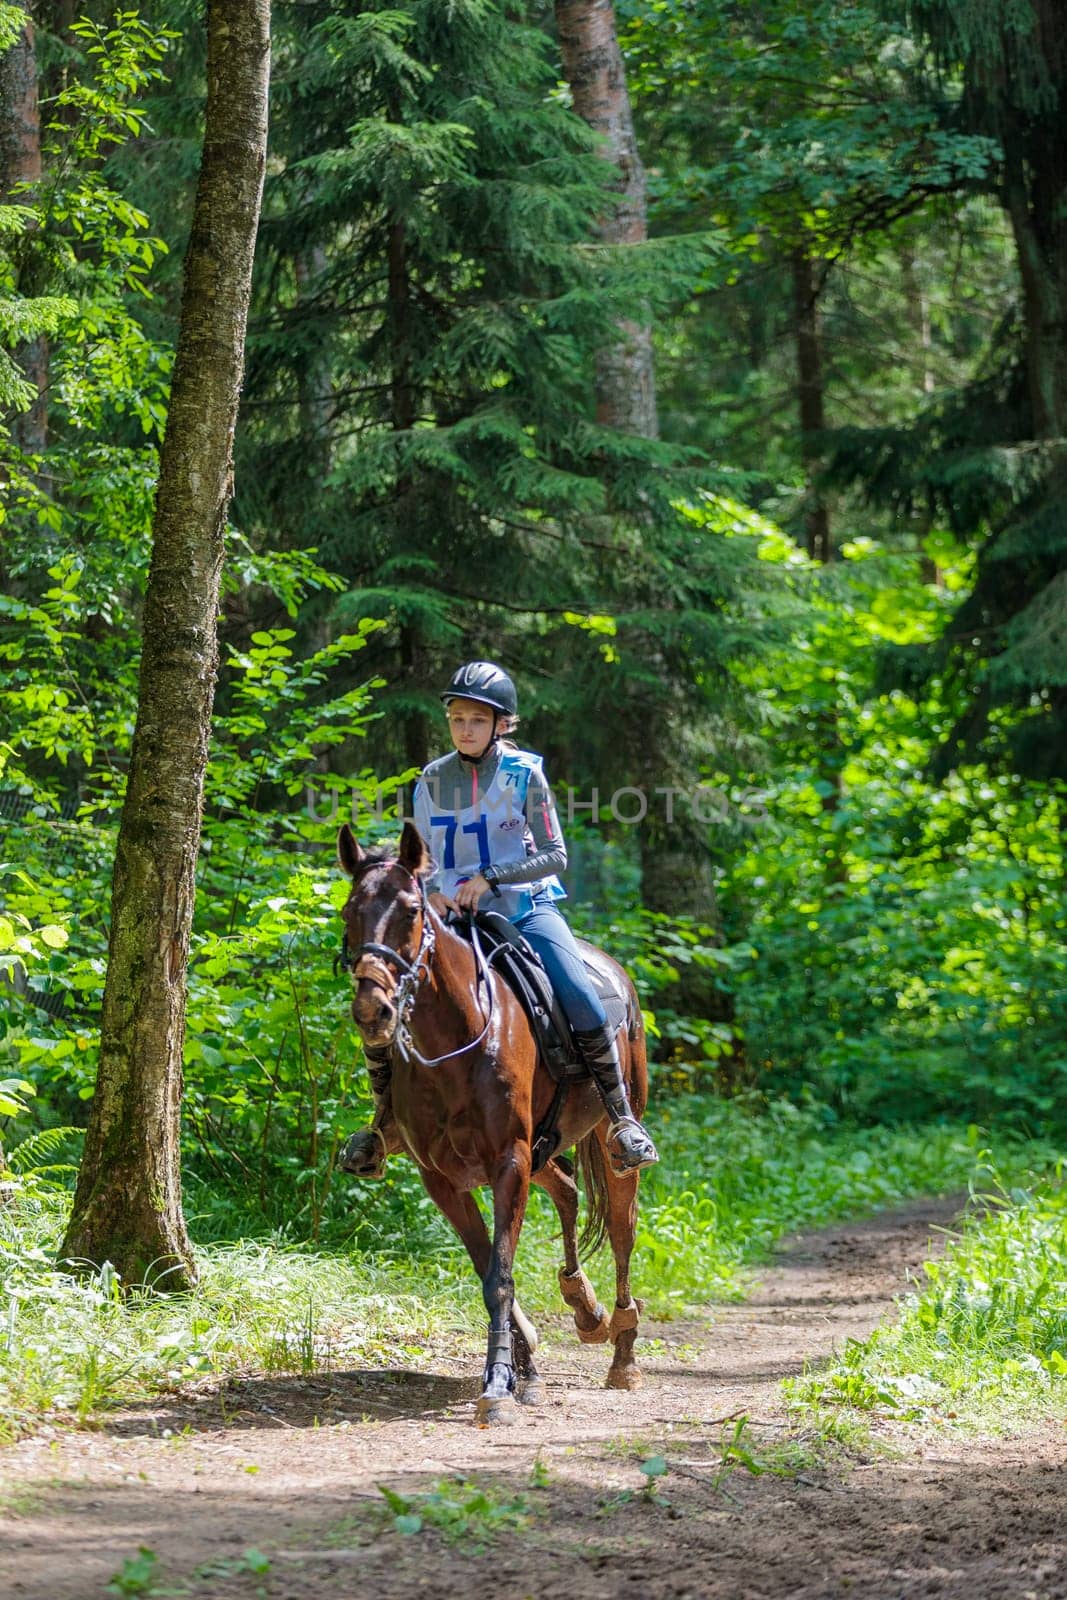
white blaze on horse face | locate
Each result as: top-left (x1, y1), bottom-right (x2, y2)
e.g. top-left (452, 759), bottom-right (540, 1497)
top-left (346, 868), bottom-right (424, 1045)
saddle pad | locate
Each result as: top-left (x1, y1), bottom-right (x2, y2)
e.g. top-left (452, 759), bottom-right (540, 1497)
top-left (574, 937), bottom-right (629, 1039)
top-left (456, 914), bottom-right (631, 1052)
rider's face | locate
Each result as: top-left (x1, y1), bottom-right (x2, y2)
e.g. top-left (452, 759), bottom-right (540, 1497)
top-left (446, 698), bottom-right (499, 755)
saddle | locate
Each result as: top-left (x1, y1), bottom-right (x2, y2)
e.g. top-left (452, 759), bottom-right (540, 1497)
top-left (450, 910), bottom-right (631, 1171)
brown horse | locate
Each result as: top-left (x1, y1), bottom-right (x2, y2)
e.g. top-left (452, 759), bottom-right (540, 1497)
top-left (337, 820), bottom-right (649, 1424)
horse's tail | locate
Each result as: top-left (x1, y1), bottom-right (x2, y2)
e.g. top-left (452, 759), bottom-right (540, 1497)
top-left (576, 1129), bottom-right (610, 1258)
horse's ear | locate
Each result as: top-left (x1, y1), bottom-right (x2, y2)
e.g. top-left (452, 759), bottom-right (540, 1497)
top-left (337, 823), bottom-right (365, 878)
top-left (398, 820), bottom-right (432, 877)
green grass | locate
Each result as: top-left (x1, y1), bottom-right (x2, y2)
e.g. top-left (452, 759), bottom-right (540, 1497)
top-left (0, 1188), bottom-right (485, 1442)
top-left (638, 1099), bottom-right (1055, 1304)
top-left (520, 1097), bottom-right (1060, 1315)
top-left (0, 1096), bottom-right (1059, 1439)
top-left (787, 1172), bottom-right (1067, 1429)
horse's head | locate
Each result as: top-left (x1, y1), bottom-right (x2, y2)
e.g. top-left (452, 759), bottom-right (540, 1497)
top-left (336, 820), bottom-right (434, 1049)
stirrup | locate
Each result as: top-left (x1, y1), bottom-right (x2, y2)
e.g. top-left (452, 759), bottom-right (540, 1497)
top-left (605, 1116), bottom-right (658, 1175)
top-left (340, 1126), bottom-right (388, 1179)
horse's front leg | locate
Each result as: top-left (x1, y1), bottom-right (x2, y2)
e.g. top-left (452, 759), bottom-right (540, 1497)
top-left (417, 1159), bottom-right (538, 1421)
top-left (476, 1141), bottom-right (532, 1425)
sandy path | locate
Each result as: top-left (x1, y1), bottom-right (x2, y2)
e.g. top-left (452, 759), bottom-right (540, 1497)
top-left (1, 1196), bottom-right (1064, 1599)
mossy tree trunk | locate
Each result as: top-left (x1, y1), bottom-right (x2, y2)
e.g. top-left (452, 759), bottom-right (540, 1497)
top-left (60, 0), bottom-right (271, 1288)
top-left (0, 1), bottom-right (47, 453)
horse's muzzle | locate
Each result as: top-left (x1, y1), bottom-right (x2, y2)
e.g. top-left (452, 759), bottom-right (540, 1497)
top-left (350, 960), bottom-right (399, 1049)
top-left (352, 980), bottom-right (397, 1047)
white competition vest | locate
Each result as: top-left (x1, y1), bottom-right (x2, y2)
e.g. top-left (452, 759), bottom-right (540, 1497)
top-left (415, 749), bottom-right (566, 921)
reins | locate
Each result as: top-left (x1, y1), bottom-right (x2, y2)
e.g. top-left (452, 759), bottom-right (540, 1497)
top-left (338, 860), bottom-right (496, 1068)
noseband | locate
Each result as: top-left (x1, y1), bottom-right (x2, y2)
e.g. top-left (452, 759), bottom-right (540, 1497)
top-left (337, 859), bottom-right (494, 1067)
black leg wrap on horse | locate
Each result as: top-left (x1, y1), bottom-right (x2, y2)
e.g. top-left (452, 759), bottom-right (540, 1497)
top-left (486, 1324), bottom-right (513, 1368)
top-left (572, 1023), bottom-right (658, 1173)
top-left (484, 1324), bottom-right (515, 1392)
top-left (365, 1045), bottom-right (393, 1099)
top-left (340, 1045), bottom-right (394, 1177)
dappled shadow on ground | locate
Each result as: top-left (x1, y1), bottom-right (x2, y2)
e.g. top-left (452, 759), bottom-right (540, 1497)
top-left (3, 1196), bottom-right (1005, 1600)
top-left (98, 1368), bottom-right (484, 1437)
top-left (2, 1443), bottom-right (1065, 1600)
top-left (741, 1290), bottom-right (905, 1309)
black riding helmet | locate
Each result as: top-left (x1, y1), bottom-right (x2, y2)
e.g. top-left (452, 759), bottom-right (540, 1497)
top-left (440, 661), bottom-right (518, 717)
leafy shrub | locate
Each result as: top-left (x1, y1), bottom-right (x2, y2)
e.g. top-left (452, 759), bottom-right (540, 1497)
top-left (790, 1175), bottom-right (1067, 1423)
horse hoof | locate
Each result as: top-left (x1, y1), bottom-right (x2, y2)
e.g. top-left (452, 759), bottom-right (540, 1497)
top-left (559, 1268), bottom-right (610, 1343)
top-left (476, 1394), bottom-right (518, 1426)
top-left (575, 1307), bottom-right (611, 1344)
top-left (516, 1377), bottom-right (546, 1407)
top-left (605, 1365), bottom-right (643, 1391)
top-left (339, 1131), bottom-right (386, 1178)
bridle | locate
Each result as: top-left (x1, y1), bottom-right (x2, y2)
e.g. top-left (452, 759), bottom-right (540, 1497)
top-left (337, 859), bottom-right (495, 1067)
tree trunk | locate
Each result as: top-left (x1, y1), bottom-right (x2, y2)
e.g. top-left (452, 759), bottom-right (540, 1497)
top-left (554, 0), bottom-right (657, 437)
top-left (386, 207), bottom-right (429, 770)
top-left (294, 242), bottom-right (333, 461)
top-left (791, 252), bottom-right (847, 881)
top-left (0, 2), bottom-right (47, 452)
top-left (555, 0), bottom-right (733, 1020)
top-left (61, 0), bottom-right (271, 1288)
top-left (1003, 142), bottom-right (1067, 442)
top-left (792, 249), bottom-right (831, 563)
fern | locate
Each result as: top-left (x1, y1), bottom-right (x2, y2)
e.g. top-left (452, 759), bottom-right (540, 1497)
top-left (5, 1125), bottom-right (83, 1181)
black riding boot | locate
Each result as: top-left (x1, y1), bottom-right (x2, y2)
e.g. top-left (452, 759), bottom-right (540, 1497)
top-left (572, 1022), bottom-right (658, 1175)
top-left (340, 1046), bottom-right (393, 1178)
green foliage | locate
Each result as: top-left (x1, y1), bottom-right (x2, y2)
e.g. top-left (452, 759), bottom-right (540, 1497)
top-left (233, 0), bottom-right (750, 778)
top-left (626, 1100), bottom-right (1055, 1310)
top-left (376, 1477), bottom-right (531, 1543)
top-left (3, 8), bottom-right (1066, 1464)
top-left (790, 1175), bottom-right (1067, 1424)
top-left (0, 1175), bottom-right (480, 1440)
top-left (623, 0), bottom-right (997, 255)
top-left (713, 538), bottom-right (1067, 1123)
top-left (0, 564), bottom-right (397, 1237)
top-left (105, 1547), bottom-right (160, 1598)
top-left (1, 10), bottom-right (172, 442)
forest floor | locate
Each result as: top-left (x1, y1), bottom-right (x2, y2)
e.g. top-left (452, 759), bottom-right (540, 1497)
top-left (1, 1196), bottom-right (1064, 1600)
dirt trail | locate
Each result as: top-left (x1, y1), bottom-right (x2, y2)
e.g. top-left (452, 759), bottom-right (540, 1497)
top-left (2, 1196), bottom-right (1065, 1600)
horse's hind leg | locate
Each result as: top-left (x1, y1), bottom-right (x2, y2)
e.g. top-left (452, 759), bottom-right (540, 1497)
top-left (598, 1152), bottom-right (642, 1391)
top-left (510, 1320), bottom-right (543, 1406)
top-left (535, 1157), bottom-right (611, 1345)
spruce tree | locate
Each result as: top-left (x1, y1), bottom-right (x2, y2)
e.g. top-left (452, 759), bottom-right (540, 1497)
top-left (824, 1), bottom-right (1067, 777)
top-left (236, 0), bottom-right (765, 808)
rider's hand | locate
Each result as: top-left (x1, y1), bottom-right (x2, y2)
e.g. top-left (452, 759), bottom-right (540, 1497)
top-left (429, 890), bottom-right (460, 918)
top-left (453, 874), bottom-right (490, 912)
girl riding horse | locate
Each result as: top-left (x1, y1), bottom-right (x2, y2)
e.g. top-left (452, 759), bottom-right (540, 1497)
top-left (341, 659), bottom-right (658, 1180)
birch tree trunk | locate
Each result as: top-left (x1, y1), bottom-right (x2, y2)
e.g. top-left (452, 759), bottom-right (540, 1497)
top-left (555, 1), bottom-right (731, 1052)
top-left (555, 0), bottom-right (657, 437)
top-left (61, 0), bottom-right (271, 1288)
top-left (792, 249), bottom-right (832, 564)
